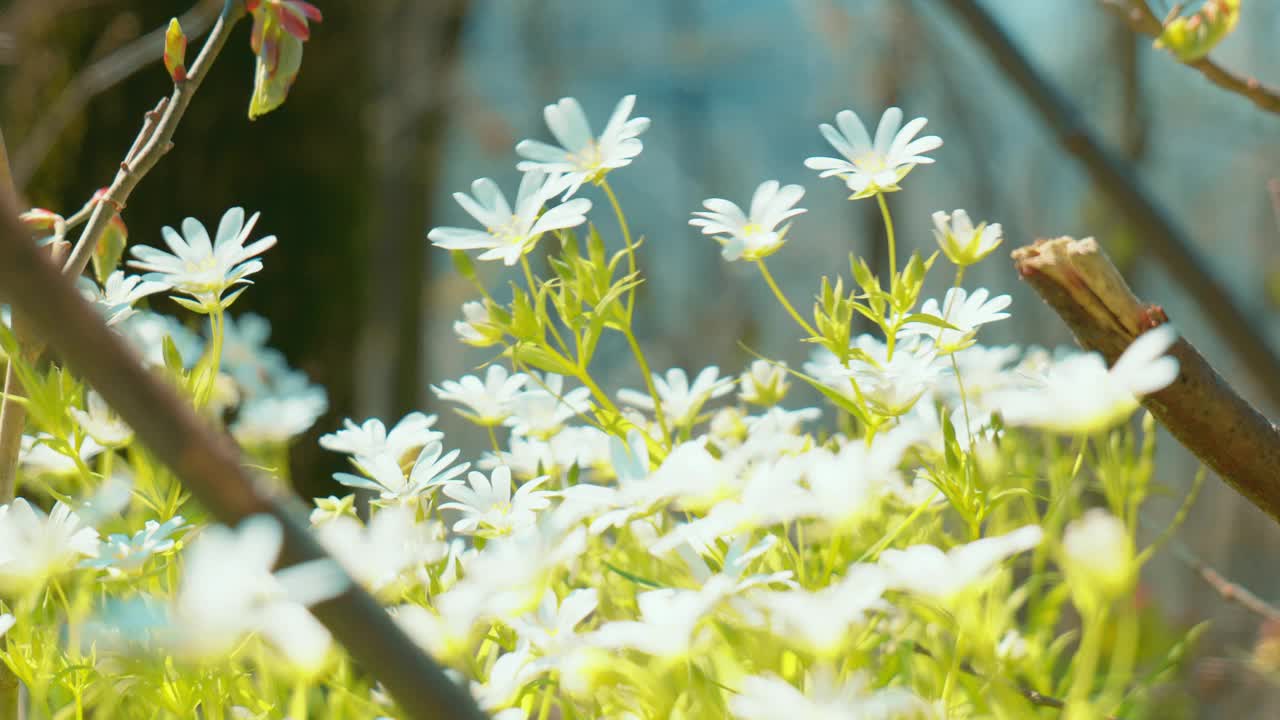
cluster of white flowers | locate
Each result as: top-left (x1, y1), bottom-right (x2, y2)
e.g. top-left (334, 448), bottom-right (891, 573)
top-left (1, 94), bottom-right (1187, 720)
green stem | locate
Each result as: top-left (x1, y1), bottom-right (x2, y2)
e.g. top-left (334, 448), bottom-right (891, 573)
top-left (600, 179), bottom-right (638, 321)
top-left (622, 328), bottom-right (670, 443)
top-left (486, 425), bottom-right (502, 455)
top-left (876, 192), bottom-right (897, 282)
top-left (755, 260), bottom-right (817, 338)
top-left (521, 256), bottom-right (572, 358)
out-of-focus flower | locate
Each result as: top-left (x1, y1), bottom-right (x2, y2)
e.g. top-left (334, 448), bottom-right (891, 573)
top-left (19, 434), bottom-right (104, 476)
top-left (428, 172), bottom-right (591, 266)
top-left (804, 107), bottom-right (941, 199)
top-left (689, 180), bottom-right (806, 261)
top-left (738, 360), bottom-right (791, 406)
top-left (230, 383), bottom-right (329, 445)
top-left (1062, 509), bottom-right (1135, 609)
top-left (515, 95), bottom-right (650, 197)
top-left (317, 506), bottom-right (447, 593)
top-left (69, 390), bottom-right (134, 448)
top-left (309, 494), bottom-right (357, 526)
top-left (995, 326), bottom-right (1179, 434)
top-left (453, 300), bottom-right (504, 347)
top-left (78, 271), bottom-right (168, 327)
top-left (932, 209), bottom-right (1002, 267)
top-left (129, 208), bottom-right (277, 313)
top-left (617, 366), bottom-right (734, 427)
top-left (504, 373), bottom-right (592, 439)
top-left (431, 365), bottom-right (528, 427)
top-left (246, 1), bottom-right (323, 119)
top-left (117, 310), bottom-right (204, 369)
top-left (0, 499), bottom-right (100, 592)
top-left (1155, 0), bottom-right (1240, 62)
top-left (82, 516), bottom-right (187, 577)
top-left (879, 525), bottom-right (1043, 600)
top-left (842, 336), bottom-right (944, 417)
top-left (730, 666), bottom-right (926, 720)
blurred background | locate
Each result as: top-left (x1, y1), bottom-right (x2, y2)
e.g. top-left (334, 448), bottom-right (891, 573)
top-left (4, 0), bottom-right (1280, 714)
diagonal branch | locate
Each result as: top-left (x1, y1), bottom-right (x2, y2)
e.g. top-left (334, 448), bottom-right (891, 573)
top-left (1013, 236), bottom-right (1280, 525)
top-left (1100, 0), bottom-right (1280, 116)
top-left (0, 191), bottom-right (489, 720)
top-left (10, 0), bottom-right (222, 187)
top-left (938, 0), bottom-right (1280, 410)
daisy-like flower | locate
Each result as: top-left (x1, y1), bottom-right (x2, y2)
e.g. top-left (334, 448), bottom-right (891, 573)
top-left (879, 524), bottom-right (1043, 600)
top-left (230, 384), bottom-right (329, 445)
top-left (689, 180), bottom-right (807, 261)
top-left (19, 433), bottom-right (104, 476)
top-left (898, 287), bottom-right (1012, 354)
top-left (128, 207), bottom-right (277, 314)
top-left (432, 365), bottom-right (529, 427)
top-left (617, 366), bottom-right (734, 427)
top-left (0, 499), bottom-right (100, 592)
top-left (730, 666), bottom-right (926, 720)
top-left (428, 171), bottom-right (591, 266)
top-left (174, 515), bottom-right (347, 664)
top-left (440, 466), bottom-right (553, 537)
top-left (842, 336), bottom-right (944, 417)
top-left (995, 325), bottom-right (1180, 434)
top-left (755, 565), bottom-right (889, 657)
top-left (118, 310), bottom-right (204, 369)
top-left (932, 209), bottom-right (1003, 267)
top-left (333, 441), bottom-right (469, 504)
top-left (69, 390), bottom-right (134, 448)
top-left (82, 516), bottom-right (187, 577)
top-left (804, 107), bottom-right (942, 199)
top-left (454, 300), bottom-right (504, 347)
top-left (319, 412), bottom-right (441, 462)
top-left (511, 588), bottom-right (598, 657)
top-left (738, 359), bottom-right (791, 406)
top-left (317, 506), bottom-right (448, 594)
top-left (589, 581), bottom-right (728, 660)
top-left (504, 373), bottom-right (593, 439)
top-left (515, 95), bottom-right (650, 197)
top-left (78, 271), bottom-right (169, 327)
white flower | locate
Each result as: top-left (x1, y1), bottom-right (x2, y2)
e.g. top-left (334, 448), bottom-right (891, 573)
top-left (320, 412), bottom-right (441, 462)
top-left (219, 312), bottom-right (290, 395)
top-left (515, 95), bottom-right (650, 197)
top-left (453, 300), bottom-right (502, 346)
top-left (1062, 509), bottom-right (1134, 601)
top-left (0, 615), bottom-right (13, 639)
top-left (128, 207), bottom-right (277, 313)
top-left (317, 506), bottom-right (447, 593)
top-left (879, 525), bottom-right (1043, 599)
top-left (428, 172), bottom-right (591, 266)
top-left (754, 564), bottom-right (889, 656)
top-left (932, 209), bottom-right (1003, 267)
top-left (440, 466), bottom-right (552, 537)
top-left (995, 325), bottom-right (1179, 434)
top-left (996, 630), bottom-right (1028, 661)
top-left (82, 516), bottom-right (187, 577)
top-left (473, 644), bottom-right (538, 713)
top-left (510, 588), bottom-right (598, 657)
top-left (19, 433), bottom-right (104, 476)
top-left (738, 360), bottom-right (790, 406)
top-left (174, 515), bottom-right (347, 663)
top-left (78, 271), bottom-right (169, 326)
top-left (689, 181), bottom-right (807, 261)
top-left (804, 107), bottom-right (942, 199)
top-left (589, 582), bottom-right (727, 659)
top-left (731, 667), bottom-right (926, 720)
top-left (431, 365), bottom-right (528, 427)
top-left (843, 336), bottom-right (944, 416)
top-left (0, 499), bottom-right (99, 591)
top-left (333, 441), bottom-right (469, 504)
top-left (117, 310), bottom-right (204, 369)
top-left (504, 373), bottom-right (592, 438)
top-left (231, 384), bottom-right (329, 445)
top-left (446, 520), bottom-right (587, 619)
top-left (617, 366), bottom-right (734, 427)
top-left (898, 287), bottom-right (1012, 354)
top-left (69, 390), bottom-right (134, 448)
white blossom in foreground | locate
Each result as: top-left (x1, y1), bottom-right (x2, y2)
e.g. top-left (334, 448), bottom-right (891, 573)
top-left (18, 433), bottom-right (104, 476)
top-left (689, 180), bottom-right (807, 261)
top-left (755, 564), bottom-right (888, 656)
top-left (617, 366), bottom-right (734, 427)
top-left (995, 325), bottom-right (1179, 434)
top-left (333, 442), bottom-right (469, 504)
top-left (731, 667), bottom-right (926, 720)
top-left (590, 581), bottom-right (729, 659)
top-left (510, 588), bottom-right (598, 657)
top-left (317, 506), bottom-right (447, 593)
top-left (504, 373), bottom-right (593, 438)
top-left (1062, 508), bottom-right (1135, 603)
top-left (804, 107), bottom-right (941, 199)
top-left (440, 466), bottom-right (553, 537)
top-left (897, 287), bottom-right (1012, 354)
top-left (879, 525), bottom-right (1043, 600)
top-left (78, 271), bottom-right (169, 326)
top-left (516, 94), bottom-right (650, 197)
top-left (432, 365), bottom-right (528, 427)
top-left (428, 171), bottom-right (591, 266)
top-left (83, 516), bottom-right (187, 577)
top-left (128, 207), bottom-right (276, 313)
top-left (0, 499), bottom-right (99, 591)
top-left (69, 390), bottom-right (134, 448)
top-left (174, 515), bottom-right (347, 665)
top-left (932, 209), bottom-right (1003, 267)
top-left (231, 383), bottom-right (329, 445)
top-left (320, 412), bottom-right (441, 462)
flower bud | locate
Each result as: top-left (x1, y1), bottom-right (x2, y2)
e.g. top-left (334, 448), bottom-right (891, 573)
top-left (1062, 509), bottom-right (1134, 612)
top-left (163, 18), bottom-right (188, 83)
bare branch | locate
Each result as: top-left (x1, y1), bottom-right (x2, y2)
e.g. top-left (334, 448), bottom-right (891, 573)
top-left (1013, 237), bottom-right (1280, 525)
top-left (1170, 540), bottom-right (1280, 623)
top-left (1101, 0), bottom-right (1280, 116)
top-left (939, 0), bottom-right (1280, 411)
top-left (10, 0), bottom-right (221, 186)
top-left (0, 192), bottom-right (490, 720)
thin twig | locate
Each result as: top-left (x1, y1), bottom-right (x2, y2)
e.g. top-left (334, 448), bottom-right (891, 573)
top-left (1100, 0), bottom-right (1280, 116)
top-left (939, 0), bottom-right (1280, 411)
top-left (1171, 540), bottom-right (1280, 623)
top-left (0, 193), bottom-right (490, 720)
top-left (10, 0), bottom-right (221, 187)
top-left (1013, 236), bottom-right (1280, 525)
